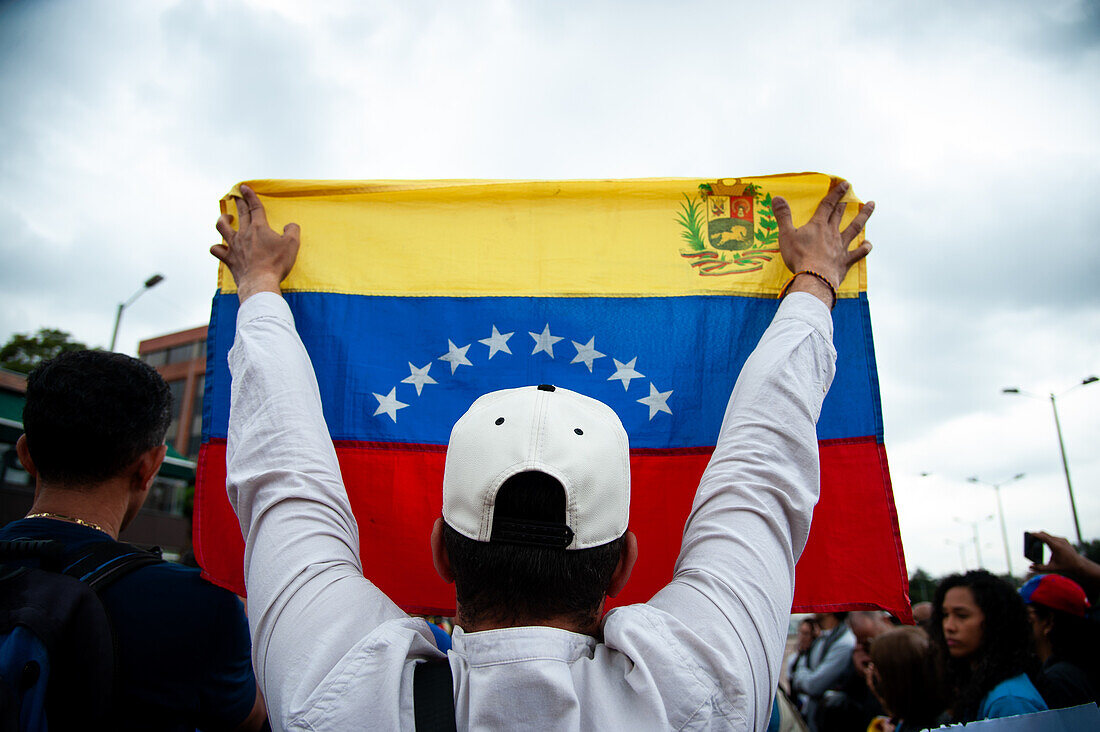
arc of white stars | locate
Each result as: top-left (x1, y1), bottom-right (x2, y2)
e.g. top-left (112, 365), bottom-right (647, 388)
top-left (390, 326), bottom-right (670, 422)
top-left (638, 383), bottom-right (673, 420)
top-left (570, 337), bottom-right (606, 373)
top-left (439, 339), bottom-right (472, 374)
top-left (479, 325), bottom-right (514, 359)
top-left (608, 357), bottom-right (644, 391)
top-left (529, 324), bottom-right (563, 358)
top-left (401, 362), bottom-right (437, 396)
top-left (373, 387), bottom-right (409, 423)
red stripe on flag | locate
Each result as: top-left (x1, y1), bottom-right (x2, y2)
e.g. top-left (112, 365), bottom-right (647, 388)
top-left (195, 437), bottom-right (909, 620)
top-left (800, 437), bottom-right (910, 622)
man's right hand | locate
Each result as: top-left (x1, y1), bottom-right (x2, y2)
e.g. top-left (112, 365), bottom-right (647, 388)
top-left (772, 180), bottom-right (874, 308)
top-left (212, 184), bottom-right (301, 303)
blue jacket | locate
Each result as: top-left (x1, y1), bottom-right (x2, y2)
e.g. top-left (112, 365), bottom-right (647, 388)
top-left (977, 673), bottom-right (1048, 720)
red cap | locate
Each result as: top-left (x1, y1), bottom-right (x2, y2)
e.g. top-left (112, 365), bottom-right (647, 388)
top-left (1019, 574), bottom-right (1090, 618)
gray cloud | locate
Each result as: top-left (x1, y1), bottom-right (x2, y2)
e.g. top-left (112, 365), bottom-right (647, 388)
top-left (2, 0), bottom-right (1098, 576)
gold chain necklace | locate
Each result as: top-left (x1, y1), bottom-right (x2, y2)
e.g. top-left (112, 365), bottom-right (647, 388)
top-left (25, 512), bottom-right (109, 534)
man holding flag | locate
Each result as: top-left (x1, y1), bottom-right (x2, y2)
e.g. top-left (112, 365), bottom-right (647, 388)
top-left (212, 180), bottom-right (873, 729)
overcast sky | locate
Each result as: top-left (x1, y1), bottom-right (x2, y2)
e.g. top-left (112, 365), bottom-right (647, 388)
top-left (2, 0), bottom-right (1098, 580)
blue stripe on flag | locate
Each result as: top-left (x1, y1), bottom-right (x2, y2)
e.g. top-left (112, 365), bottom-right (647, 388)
top-left (203, 292), bottom-right (880, 448)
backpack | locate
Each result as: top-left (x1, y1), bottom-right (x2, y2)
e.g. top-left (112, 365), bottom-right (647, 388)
top-left (0, 538), bottom-right (163, 731)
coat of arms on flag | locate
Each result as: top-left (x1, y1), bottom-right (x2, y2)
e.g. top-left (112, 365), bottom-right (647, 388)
top-left (679, 179), bottom-right (782, 276)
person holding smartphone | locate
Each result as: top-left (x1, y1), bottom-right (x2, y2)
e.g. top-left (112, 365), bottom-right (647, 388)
top-left (1019, 573), bottom-right (1100, 709)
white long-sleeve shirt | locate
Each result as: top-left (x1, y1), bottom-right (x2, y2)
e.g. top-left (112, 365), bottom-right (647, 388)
top-left (225, 291), bottom-right (836, 731)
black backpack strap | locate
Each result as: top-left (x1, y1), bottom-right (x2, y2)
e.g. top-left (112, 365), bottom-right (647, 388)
top-left (0, 539), bottom-right (67, 580)
top-left (0, 539), bottom-right (66, 565)
top-left (413, 658), bottom-right (456, 732)
top-left (62, 541), bottom-right (164, 592)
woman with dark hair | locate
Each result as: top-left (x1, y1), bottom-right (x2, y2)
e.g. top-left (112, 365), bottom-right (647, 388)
top-left (1019, 573), bottom-right (1100, 708)
top-left (930, 570), bottom-right (1047, 722)
top-left (867, 626), bottom-right (944, 732)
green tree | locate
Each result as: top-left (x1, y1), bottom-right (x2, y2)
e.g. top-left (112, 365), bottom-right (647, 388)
top-left (909, 568), bottom-right (939, 604)
top-left (0, 328), bottom-right (90, 374)
top-left (1078, 539), bottom-right (1100, 565)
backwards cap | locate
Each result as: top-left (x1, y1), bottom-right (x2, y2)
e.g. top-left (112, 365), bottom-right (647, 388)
top-left (1019, 574), bottom-right (1090, 618)
top-left (442, 384), bottom-right (630, 550)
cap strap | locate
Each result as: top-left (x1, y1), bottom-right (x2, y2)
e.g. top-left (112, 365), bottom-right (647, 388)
top-left (491, 518), bottom-right (574, 548)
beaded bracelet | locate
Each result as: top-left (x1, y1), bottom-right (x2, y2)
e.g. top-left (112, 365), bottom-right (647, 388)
top-left (779, 270), bottom-right (837, 309)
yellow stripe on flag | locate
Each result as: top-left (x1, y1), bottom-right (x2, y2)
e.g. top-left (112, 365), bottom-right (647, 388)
top-left (217, 174), bottom-right (868, 298)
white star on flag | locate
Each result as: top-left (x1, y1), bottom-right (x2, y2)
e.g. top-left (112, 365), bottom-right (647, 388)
top-left (637, 383), bottom-right (673, 420)
top-left (608, 357), bottom-right (644, 391)
top-left (439, 340), bottom-right (472, 374)
top-left (401, 362), bottom-right (437, 396)
top-left (570, 337), bottom-right (606, 372)
top-left (373, 387), bottom-right (409, 422)
top-left (529, 324), bottom-right (563, 358)
top-left (479, 325), bottom-right (514, 359)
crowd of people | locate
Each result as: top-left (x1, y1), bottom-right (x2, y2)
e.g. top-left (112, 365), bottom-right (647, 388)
top-left (6, 181), bottom-right (1099, 730)
top-left (782, 535), bottom-right (1100, 731)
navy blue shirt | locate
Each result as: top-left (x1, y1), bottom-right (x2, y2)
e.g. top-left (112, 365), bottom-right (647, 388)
top-left (0, 518), bottom-right (257, 731)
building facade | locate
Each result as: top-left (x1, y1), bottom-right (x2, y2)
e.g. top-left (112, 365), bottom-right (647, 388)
top-left (139, 325), bottom-right (208, 461)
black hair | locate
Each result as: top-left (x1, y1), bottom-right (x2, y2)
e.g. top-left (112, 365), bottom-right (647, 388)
top-left (23, 350), bottom-right (172, 485)
top-left (443, 471), bottom-right (625, 629)
top-left (1028, 603), bottom-right (1100, 691)
top-left (929, 570), bottom-right (1036, 722)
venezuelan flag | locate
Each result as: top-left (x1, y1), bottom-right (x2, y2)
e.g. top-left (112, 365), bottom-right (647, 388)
top-left (195, 175), bottom-right (910, 621)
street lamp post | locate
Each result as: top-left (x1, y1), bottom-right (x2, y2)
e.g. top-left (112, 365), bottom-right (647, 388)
top-left (954, 515), bottom-right (994, 569)
top-left (967, 473), bottom-right (1025, 577)
top-left (1003, 377), bottom-right (1098, 545)
top-left (109, 274), bottom-right (165, 352)
top-left (945, 538), bottom-right (968, 571)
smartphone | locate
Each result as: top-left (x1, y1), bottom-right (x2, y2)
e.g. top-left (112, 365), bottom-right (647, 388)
top-left (1024, 532), bottom-right (1045, 564)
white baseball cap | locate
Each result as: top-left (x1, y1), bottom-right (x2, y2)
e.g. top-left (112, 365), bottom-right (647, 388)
top-left (442, 384), bottom-right (630, 550)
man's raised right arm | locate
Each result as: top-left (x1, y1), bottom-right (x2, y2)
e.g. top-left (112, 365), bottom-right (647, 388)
top-left (212, 186), bottom-right (416, 721)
